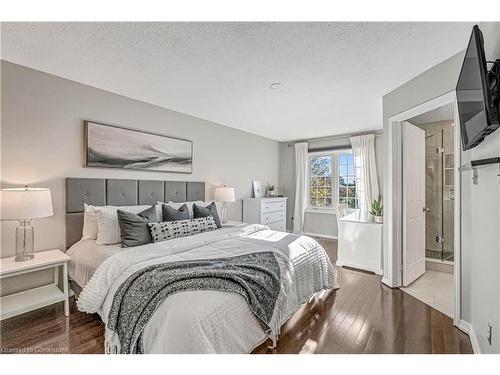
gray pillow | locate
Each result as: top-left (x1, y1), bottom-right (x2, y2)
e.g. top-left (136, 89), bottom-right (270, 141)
top-left (162, 203), bottom-right (190, 221)
top-left (148, 216), bottom-right (218, 243)
top-left (117, 205), bottom-right (159, 248)
top-left (193, 202), bottom-right (222, 228)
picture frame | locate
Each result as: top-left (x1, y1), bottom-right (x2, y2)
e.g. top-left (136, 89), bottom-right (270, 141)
top-left (84, 121), bottom-right (193, 174)
top-left (252, 180), bottom-right (264, 198)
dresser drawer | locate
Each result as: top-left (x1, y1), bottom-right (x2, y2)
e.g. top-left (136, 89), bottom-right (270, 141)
top-left (261, 210), bottom-right (285, 224)
top-left (268, 220), bottom-right (286, 232)
top-left (243, 197), bottom-right (287, 227)
top-left (262, 200), bottom-right (286, 213)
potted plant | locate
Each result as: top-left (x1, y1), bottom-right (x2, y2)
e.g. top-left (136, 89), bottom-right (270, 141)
top-left (267, 183), bottom-right (277, 197)
top-left (370, 195), bottom-right (383, 223)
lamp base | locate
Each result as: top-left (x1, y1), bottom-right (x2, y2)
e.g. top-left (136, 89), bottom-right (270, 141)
top-left (15, 254), bottom-right (35, 262)
top-left (221, 204), bottom-right (228, 224)
top-left (15, 219), bottom-right (35, 262)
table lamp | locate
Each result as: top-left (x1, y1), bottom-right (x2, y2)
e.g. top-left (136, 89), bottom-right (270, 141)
top-left (214, 186), bottom-right (235, 223)
top-left (1, 186), bottom-right (54, 261)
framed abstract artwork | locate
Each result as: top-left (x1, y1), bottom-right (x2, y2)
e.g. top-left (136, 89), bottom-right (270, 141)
top-left (84, 121), bottom-right (193, 173)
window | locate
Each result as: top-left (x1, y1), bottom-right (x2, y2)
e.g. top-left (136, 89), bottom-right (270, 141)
top-left (308, 151), bottom-right (358, 209)
top-left (338, 153), bottom-right (358, 209)
top-left (309, 155), bottom-right (333, 208)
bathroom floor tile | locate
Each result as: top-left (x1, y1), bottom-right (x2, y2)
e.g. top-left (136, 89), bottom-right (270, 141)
top-left (400, 270), bottom-right (454, 318)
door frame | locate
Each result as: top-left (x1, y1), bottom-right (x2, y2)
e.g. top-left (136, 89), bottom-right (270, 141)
top-left (383, 90), bottom-right (461, 327)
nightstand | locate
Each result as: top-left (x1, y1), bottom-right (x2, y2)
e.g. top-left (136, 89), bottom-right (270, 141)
top-left (0, 249), bottom-right (71, 320)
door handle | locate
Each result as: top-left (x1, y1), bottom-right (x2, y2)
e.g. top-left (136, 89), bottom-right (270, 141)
top-left (423, 207), bottom-right (430, 212)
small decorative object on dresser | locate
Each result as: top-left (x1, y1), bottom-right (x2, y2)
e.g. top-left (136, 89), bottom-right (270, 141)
top-left (266, 183), bottom-right (277, 197)
top-left (252, 180), bottom-right (264, 198)
top-left (0, 249), bottom-right (71, 319)
top-left (243, 197), bottom-right (288, 232)
top-left (0, 186), bottom-right (54, 261)
top-left (214, 186), bottom-right (236, 223)
top-left (369, 195), bottom-right (383, 223)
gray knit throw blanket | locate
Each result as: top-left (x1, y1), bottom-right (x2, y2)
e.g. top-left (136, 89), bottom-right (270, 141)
top-left (106, 252), bottom-right (282, 354)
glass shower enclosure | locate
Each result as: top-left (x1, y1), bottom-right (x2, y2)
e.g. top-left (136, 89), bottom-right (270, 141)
top-left (420, 122), bottom-right (455, 262)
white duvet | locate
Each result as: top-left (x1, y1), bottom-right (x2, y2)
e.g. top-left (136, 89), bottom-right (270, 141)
top-left (77, 224), bottom-right (338, 354)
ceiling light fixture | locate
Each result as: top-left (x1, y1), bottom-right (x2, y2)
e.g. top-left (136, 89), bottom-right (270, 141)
top-left (269, 83), bottom-right (283, 90)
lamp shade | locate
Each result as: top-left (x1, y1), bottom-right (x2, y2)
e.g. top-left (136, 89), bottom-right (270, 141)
top-left (214, 187), bottom-right (235, 203)
top-left (1, 187), bottom-right (54, 220)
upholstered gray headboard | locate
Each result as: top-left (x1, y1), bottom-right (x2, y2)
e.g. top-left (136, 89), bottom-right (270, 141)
top-left (65, 178), bottom-right (205, 248)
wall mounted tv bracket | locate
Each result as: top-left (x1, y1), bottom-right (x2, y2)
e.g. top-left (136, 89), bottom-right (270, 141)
top-left (488, 59), bottom-right (500, 121)
top-left (459, 157), bottom-right (500, 185)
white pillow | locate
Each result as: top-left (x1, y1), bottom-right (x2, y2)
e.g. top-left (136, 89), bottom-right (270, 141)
top-left (94, 205), bottom-right (157, 245)
top-left (82, 203), bottom-right (98, 240)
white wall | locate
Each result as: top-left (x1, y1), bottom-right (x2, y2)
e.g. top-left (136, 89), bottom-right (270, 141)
top-left (279, 132), bottom-right (383, 238)
top-left (460, 22), bottom-right (500, 353)
top-left (461, 130), bottom-right (500, 353)
top-left (0, 61), bottom-right (280, 292)
top-left (382, 22), bottom-right (500, 353)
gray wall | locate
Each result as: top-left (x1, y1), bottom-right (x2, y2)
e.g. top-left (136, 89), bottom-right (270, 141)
top-left (0, 61), bottom-right (280, 292)
top-left (279, 132), bottom-right (383, 238)
top-left (382, 22), bottom-right (500, 353)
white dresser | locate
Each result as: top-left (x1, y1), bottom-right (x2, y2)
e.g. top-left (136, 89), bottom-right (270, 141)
top-left (243, 197), bottom-right (288, 231)
top-left (337, 210), bottom-right (383, 274)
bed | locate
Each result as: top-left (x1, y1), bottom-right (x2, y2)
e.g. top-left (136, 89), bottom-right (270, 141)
top-left (66, 178), bottom-right (338, 354)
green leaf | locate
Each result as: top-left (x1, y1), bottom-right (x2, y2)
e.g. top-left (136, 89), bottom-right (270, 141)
top-left (370, 195), bottom-right (383, 216)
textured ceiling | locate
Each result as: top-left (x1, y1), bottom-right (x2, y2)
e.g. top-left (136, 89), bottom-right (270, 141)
top-left (1, 22), bottom-right (477, 141)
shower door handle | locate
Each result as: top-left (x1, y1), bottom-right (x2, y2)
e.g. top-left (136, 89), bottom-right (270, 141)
top-left (423, 207), bottom-right (430, 213)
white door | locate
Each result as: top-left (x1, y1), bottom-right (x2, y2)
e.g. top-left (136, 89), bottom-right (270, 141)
top-left (402, 121), bottom-right (426, 286)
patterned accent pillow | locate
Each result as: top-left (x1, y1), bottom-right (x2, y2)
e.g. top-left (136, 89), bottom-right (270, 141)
top-left (148, 216), bottom-right (218, 243)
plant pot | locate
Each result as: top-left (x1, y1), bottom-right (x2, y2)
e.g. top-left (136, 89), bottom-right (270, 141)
top-left (268, 190), bottom-right (276, 197)
top-left (373, 215), bottom-right (383, 224)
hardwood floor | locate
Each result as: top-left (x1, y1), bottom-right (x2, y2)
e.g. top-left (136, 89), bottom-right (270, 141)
top-left (0, 238), bottom-right (472, 354)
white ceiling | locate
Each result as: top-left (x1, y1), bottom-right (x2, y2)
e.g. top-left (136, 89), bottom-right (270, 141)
top-left (1, 22), bottom-right (477, 141)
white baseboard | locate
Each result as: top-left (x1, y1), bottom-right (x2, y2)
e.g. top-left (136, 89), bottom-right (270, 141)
top-left (458, 319), bottom-right (470, 334)
top-left (459, 319), bottom-right (481, 354)
top-left (381, 277), bottom-right (392, 287)
top-left (336, 260), bottom-right (383, 275)
top-left (304, 232), bottom-right (338, 240)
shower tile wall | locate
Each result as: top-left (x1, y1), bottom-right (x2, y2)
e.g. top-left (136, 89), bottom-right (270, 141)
top-left (442, 124), bottom-right (454, 262)
top-left (416, 121), bottom-right (454, 262)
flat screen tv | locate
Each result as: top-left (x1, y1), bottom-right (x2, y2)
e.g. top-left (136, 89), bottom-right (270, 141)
top-left (456, 25), bottom-right (499, 151)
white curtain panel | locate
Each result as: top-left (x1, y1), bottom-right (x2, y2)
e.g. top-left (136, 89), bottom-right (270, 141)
top-left (293, 142), bottom-right (308, 233)
top-left (350, 134), bottom-right (379, 211)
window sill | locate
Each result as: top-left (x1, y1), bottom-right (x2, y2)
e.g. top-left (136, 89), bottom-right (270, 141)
top-left (305, 207), bottom-right (337, 215)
